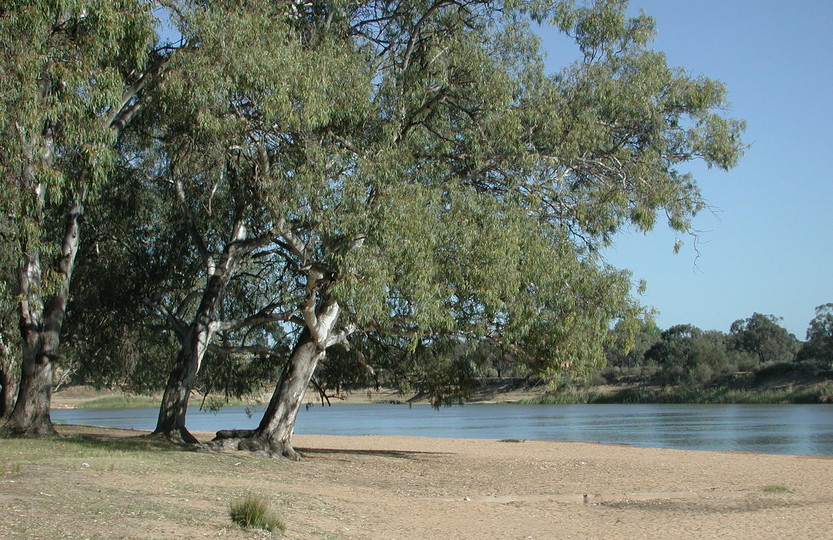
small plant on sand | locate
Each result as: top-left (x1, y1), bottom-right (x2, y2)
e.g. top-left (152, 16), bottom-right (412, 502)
top-left (229, 493), bottom-right (285, 532)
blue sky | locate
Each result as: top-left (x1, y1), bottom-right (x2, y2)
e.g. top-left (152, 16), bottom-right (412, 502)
top-left (540, 1), bottom-right (832, 338)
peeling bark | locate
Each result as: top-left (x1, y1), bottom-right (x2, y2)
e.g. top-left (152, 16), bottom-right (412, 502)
top-left (3, 200), bottom-right (83, 437)
top-left (212, 297), bottom-right (348, 459)
top-left (212, 328), bottom-right (323, 459)
top-left (152, 274), bottom-right (224, 443)
top-left (0, 371), bottom-right (15, 420)
top-left (0, 336), bottom-right (15, 419)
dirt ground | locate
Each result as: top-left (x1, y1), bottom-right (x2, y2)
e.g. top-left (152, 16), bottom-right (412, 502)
top-left (2, 425), bottom-right (832, 539)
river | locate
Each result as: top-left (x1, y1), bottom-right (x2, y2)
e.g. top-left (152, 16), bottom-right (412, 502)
top-left (52, 403), bottom-right (833, 456)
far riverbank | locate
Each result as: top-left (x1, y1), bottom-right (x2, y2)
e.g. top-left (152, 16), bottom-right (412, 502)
top-left (52, 371), bottom-right (833, 411)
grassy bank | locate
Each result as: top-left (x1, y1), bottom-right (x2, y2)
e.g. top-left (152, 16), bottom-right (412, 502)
top-left (51, 386), bottom-right (268, 410)
top-left (78, 395), bottom-right (163, 409)
top-left (521, 382), bottom-right (833, 405)
top-left (0, 425), bottom-right (293, 538)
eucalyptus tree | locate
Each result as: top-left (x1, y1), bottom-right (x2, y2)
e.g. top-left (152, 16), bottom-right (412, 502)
top-left (799, 304), bottom-right (833, 366)
top-left (729, 313), bottom-right (798, 365)
top-left (134, 0), bottom-right (743, 458)
top-left (0, 1), bottom-right (164, 435)
top-left (60, 155), bottom-right (191, 393)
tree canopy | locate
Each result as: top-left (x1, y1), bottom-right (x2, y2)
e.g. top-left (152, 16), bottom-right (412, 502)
top-left (730, 313), bottom-right (799, 365)
top-left (799, 304), bottom-right (833, 367)
top-left (2, 0), bottom-right (747, 452)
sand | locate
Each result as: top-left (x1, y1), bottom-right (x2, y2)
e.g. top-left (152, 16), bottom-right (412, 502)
top-left (280, 434), bottom-right (833, 539)
top-left (2, 424), bottom-right (832, 539)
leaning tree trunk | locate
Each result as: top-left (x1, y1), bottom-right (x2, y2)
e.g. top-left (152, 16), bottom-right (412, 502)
top-left (214, 329), bottom-right (323, 459)
top-left (150, 216), bottom-right (282, 443)
top-left (2, 201), bottom-right (83, 436)
top-left (152, 344), bottom-right (203, 444)
top-left (212, 296), bottom-right (347, 459)
top-left (151, 260), bottom-right (236, 442)
top-left (151, 300), bottom-right (219, 443)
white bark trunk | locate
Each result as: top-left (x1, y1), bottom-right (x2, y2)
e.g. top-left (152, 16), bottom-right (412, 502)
top-left (212, 296), bottom-right (352, 459)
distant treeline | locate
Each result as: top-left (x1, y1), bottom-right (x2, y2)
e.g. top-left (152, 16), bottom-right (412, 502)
top-left (523, 307), bottom-right (833, 404)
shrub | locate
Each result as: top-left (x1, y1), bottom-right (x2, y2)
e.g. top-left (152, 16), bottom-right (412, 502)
top-left (229, 493), bottom-right (284, 532)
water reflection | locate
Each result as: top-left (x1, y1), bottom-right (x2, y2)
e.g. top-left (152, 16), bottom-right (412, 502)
top-left (52, 403), bottom-right (833, 456)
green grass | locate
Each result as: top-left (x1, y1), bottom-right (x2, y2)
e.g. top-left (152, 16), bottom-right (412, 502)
top-left (229, 493), bottom-right (285, 532)
top-left (79, 395), bottom-right (162, 409)
top-left (78, 394), bottom-right (263, 410)
top-left (1, 462), bottom-right (22, 476)
top-left (0, 425), bottom-right (296, 538)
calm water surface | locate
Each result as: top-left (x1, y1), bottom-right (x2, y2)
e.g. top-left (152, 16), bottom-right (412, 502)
top-left (52, 403), bottom-right (833, 456)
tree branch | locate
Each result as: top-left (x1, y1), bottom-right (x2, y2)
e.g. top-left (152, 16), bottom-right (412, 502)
top-left (212, 307), bottom-right (299, 333)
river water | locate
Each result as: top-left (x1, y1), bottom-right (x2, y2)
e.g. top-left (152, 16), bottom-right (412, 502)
top-left (52, 403), bottom-right (833, 456)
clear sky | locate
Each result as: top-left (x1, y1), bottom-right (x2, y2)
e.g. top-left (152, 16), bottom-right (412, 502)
top-left (539, 0), bottom-right (833, 338)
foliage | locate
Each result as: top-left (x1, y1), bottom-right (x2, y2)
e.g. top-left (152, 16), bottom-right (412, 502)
top-left (0, 0), bottom-right (156, 264)
top-left (542, 306), bottom-right (833, 404)
top-left (606, 318), bottom-right (662, 369)
top-left (61, 159), bottom-right (192, 391)
top-left (799, 304), bottom-right (833, 367)
top-left (0, 1), bottom-right (163, 434)
top-left (1, 0), bottom-right (749, 430)
top-left (228, 493), bottom-right (285, 533)
top-left (133, 0), bottom-right (744, 404)
top-left (525, 383), bottom-right (833, 405)
top-left (729, 313), bottom-right (799, 365)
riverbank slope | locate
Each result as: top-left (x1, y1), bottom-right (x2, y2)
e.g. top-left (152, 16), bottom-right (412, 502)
top-left (1, 425), bottom-right (831, 539)
top-left (51, 371), bottom-right (833, 410)
top-left (49, 380), bottom-right (552, 409)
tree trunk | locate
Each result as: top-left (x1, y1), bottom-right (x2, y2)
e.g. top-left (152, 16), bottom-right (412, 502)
top-left (2, 345), bottom-right (54, 436)
top-left (214, 329), bottom-right (323, 459)
top-left (151, 267), bottom-right (231, 442)
top-left (151, 306), bottom-right (217, 443)
top-left (150, 217), bottom-right (280, 443)
top-left (0, 335), bottom-right (14, 419)
top-left (211, 292), bottom-right (351, 459)
top-left (2, 201), bottom-right (83, 436)
top-left (151, 345), bottom-right (201, 444)
top-left (4, 253), bottom-right (57, 435)
top-left (0, 367), bottom-right (17, 420)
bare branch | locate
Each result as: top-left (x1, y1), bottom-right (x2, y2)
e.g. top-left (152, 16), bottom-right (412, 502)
top-left (207, 344), bottom-right (286, 357)
top-left (105, 56), bottom-right (170, 134)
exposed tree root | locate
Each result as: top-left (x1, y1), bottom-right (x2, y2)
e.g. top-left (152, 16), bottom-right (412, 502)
top-left (210, 429), bottom-right (301, 460)
top-left (0, 418), bottom-right (58, 438)
top-left (147, 426), bottom-right (200, 445)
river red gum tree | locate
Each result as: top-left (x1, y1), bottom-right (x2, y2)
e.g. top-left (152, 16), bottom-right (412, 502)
top-left (0, 2), bottom-right (162, 436)
top-left (139, 0), bottom-right (743, 456)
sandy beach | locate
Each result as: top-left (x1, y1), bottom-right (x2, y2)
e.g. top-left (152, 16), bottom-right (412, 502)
top-left (284, 434), bottom-right (833, 539)
top-left (2, 424), bottom-right (832, 539)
